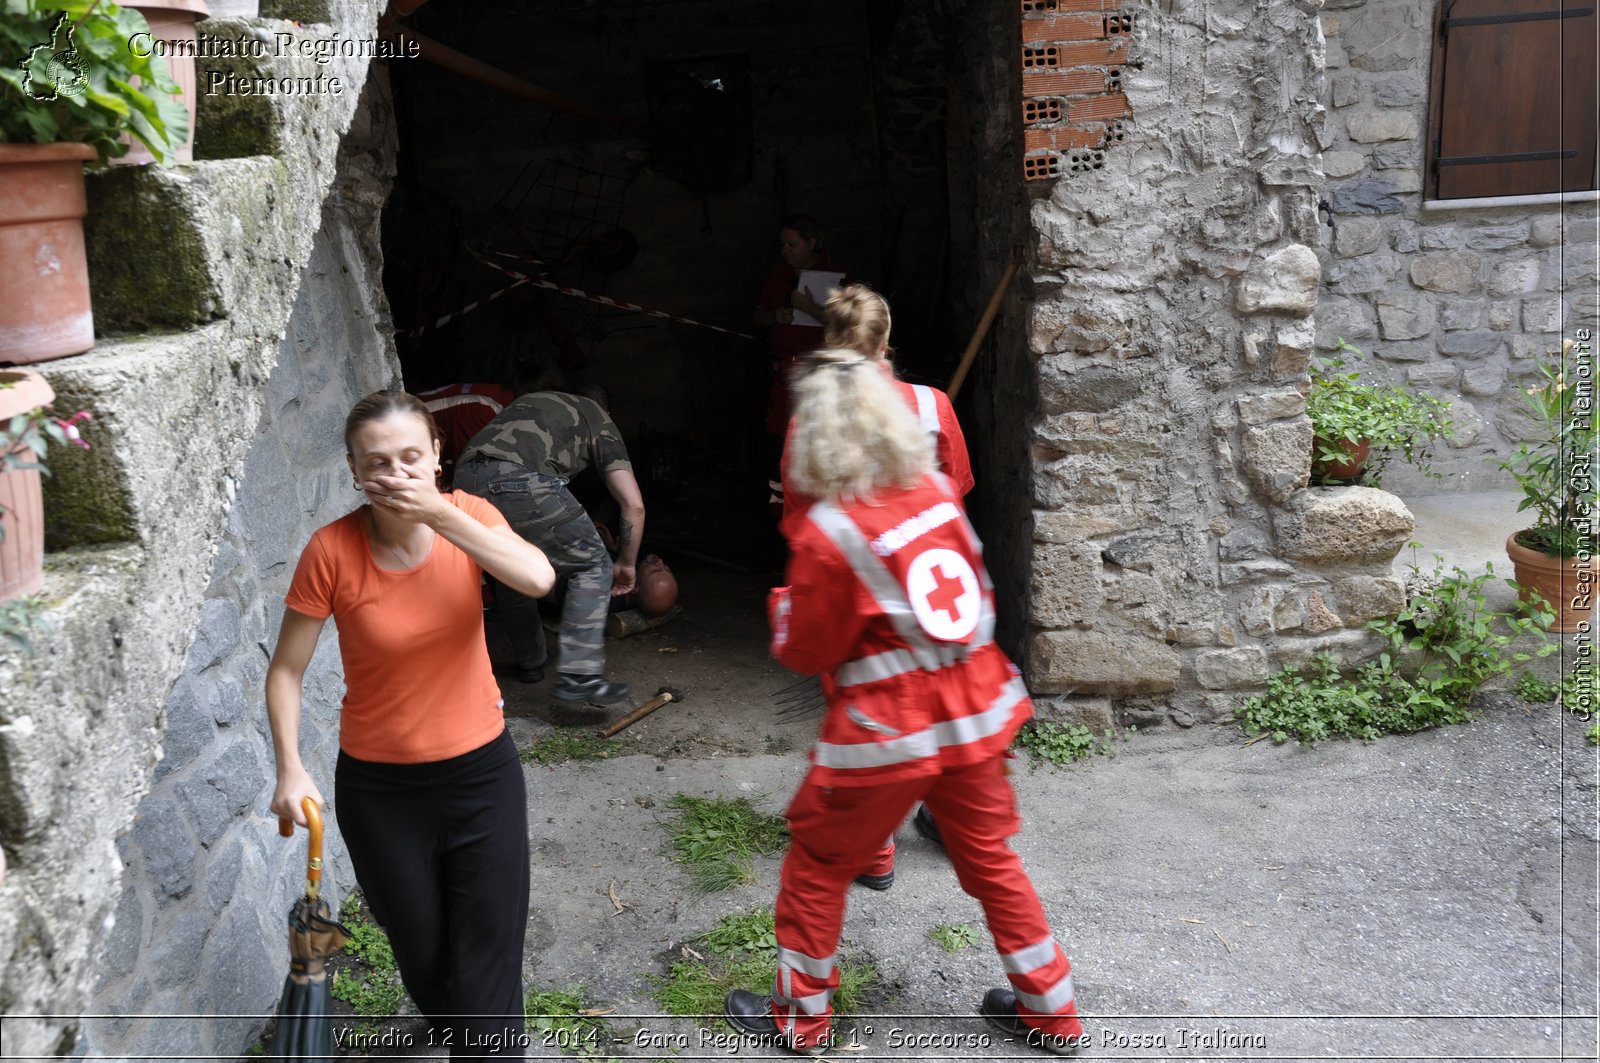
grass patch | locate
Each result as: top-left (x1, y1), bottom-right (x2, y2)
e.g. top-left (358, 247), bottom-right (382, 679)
top-left (1514, 671), bottom-right (1560, 702)
top-left (521, 730), bottom-right (616, 765)
top-left (650, 908), bottom-right (879, 1035)
top-left (330, 894), bottom-right (408, 1037)
top-left (928, 923), bottom-right (978, 953)
top-left (663, 794), bottom-right (788, 892)
top-left (524, 985), bottom-right (619, 1061)
top-left (1012, 721), bottom-right (1117, 766)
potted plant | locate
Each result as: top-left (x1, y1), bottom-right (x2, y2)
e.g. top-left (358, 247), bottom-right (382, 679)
top-left (1498, 340), bottom-right (1597, 632)
top-left (0, 367), bottom-right (91, 602)
top-left (0, 0), bottom-right (188, 363)
top-left (1307, 340), bottom-right (1453, 489)
top-left (115, 1), bottom-right (208, 166)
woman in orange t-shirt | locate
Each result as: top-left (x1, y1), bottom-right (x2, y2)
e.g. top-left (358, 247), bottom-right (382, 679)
top-left (266, 391), bottom-right (554, 1059)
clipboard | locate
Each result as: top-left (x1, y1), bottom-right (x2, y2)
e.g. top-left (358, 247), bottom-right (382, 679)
top-left (792, 269), bottom-right (845, 327)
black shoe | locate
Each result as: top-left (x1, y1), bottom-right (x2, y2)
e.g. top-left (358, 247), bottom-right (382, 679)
top-left (516, 665), bottom-right (545, 684)
top-left (854, 870), bottom-right (895, 891)
top-left (723, 989), bottom-right (829, 1056)
top-left (913, 804), bottom-right (944, 848)
top-left (980, 988), bottom-right (1085, 1056)
top-left (553, 673), bottom-right (632, 705)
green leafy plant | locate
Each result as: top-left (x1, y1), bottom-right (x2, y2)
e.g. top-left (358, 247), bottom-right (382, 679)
top-left (1012, 720), bottom-right (1115, 766)
top-left (1587, 722), bottom-right (1599, 745)
top-left (928, 923), bottom-right (978, 953)
top-left (1307, 340), bottom-right (1453, 488)
top-left (662, 794), bottom-right (788, 893)
top-left (650, 907), bottom-right (879, 1033)
top-left (0, 0), bottom-right (188, 163)
top-left (520, 729), bottom-right (615, 765)
top-left (1238, 557), bottom-right (1557, 744)
top-left (0, 595), bottom-right (48, 651)
top-left (330, 893), bottom-right (408, 1036)
top-left (1498, 340), bottom-right (1598, 558)
top-left (1514, 671), bottom-right (1560, 703)
top-left (524, 985), bottom-right (619, 1062)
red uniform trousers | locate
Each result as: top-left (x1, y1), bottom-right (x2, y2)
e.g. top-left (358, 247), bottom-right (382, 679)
top-left (769, 754), bottom-right (1082, 1051)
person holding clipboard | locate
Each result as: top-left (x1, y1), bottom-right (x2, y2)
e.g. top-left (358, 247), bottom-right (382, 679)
top-left (753, 214), bottom-right (849, 513)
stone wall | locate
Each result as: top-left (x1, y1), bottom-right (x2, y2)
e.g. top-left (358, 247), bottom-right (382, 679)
top-left (0, 2), bottom-right (391, 1056)
top-left (1012, 0), bottom-right (1411, 729)
top-left (78, 86), bottom-right (397, 1057)
top-left (948, 0), bottom-right (1036, 656)
top-left (1317, 0), bottom-right (1600, 493)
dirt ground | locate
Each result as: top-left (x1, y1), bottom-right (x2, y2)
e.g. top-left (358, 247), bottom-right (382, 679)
top-left (290, 553), bottom-right (1598, 1062)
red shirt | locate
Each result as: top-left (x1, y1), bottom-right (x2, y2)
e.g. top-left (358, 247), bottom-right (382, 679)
top-left (417, 383), bottom-right (517, 486)
top-left (284, 491), bottom-right (510, 764)
top-left (780, 378), bottom-right (974, 541)
top-left (756, 251), bottom-right (850, 360)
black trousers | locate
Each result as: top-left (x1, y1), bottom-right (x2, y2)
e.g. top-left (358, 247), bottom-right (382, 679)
top-left (336, 729), bottom-right (530, 1059)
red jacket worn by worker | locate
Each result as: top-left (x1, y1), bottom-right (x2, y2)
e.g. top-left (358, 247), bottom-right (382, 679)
top-left (779, 380), bottom-right (973, 541)
top-left (416, 383), bottom-right (516, 486)
top-left (769, 473), bottom-right (1030, 786)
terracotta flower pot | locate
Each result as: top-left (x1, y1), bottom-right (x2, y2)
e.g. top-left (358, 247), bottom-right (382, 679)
top-left (1313, 437), bottom-right (1371, 482)
top-left (114, 0), bottom-right (210, 166)
top-left (0, 369), bottom-right (57, 601)
top-left (1506, 531), bottom-right (1598, 633)
top-left (0, 143), bottom-right (96, 364)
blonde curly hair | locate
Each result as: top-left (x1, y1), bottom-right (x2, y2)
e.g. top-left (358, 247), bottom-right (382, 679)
top-left (786, 348), bottom-right (932, 502)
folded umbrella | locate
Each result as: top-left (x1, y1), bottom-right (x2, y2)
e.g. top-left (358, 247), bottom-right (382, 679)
top-left (269, 797), bottom-right (350, 1062)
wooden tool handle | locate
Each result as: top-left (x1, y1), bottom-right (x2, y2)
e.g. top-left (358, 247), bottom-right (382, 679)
top-left (278, 797), bottom-right (325, 900)
top-left (600, 692), bottom-right (674, 738)
top-left (947, 261), bottom-right (1019, 401)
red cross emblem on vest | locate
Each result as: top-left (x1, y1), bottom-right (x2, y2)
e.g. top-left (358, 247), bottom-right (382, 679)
top-left (905, 548), bottom-right (980, 641)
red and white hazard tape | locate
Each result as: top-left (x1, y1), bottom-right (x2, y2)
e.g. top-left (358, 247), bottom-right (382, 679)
top-left (477, 250), bottom-right (756, 340)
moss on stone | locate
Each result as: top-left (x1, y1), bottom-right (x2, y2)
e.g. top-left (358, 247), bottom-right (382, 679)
top-left (259, 0), bottom-right (331, 21)
top-left (194, 53), bottom-right (285, 161)
top-left (84, 169), bottom-right (220, 334)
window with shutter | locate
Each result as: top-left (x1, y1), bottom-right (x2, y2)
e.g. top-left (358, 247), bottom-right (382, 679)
top-left (1426, 0), bottom-right (1599, 199)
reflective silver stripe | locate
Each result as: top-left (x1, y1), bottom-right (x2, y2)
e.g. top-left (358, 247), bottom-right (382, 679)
top-left (1000, 936), bottom-right (1060, 976)
top-left (809, 503), bottom-right (944, 670)
top-left (933, 677), bottom-right (1028, 748)
top-left (778, 947), bottom-right (837, 980)
top-left (912, 384), bottom-right (939, 435)
top-left (836, 648), bottom-right (920, 686)
top-left (814, 728), bottom-right (938, 769)
top-left (774, 986), bottom-right (833, 1015)
top-left (816, 679), bottom-right (1023, 770)
top-left (1014, 973), bottom-right (1076, 1015)
top-left (835, 633), bottom-right (997, 687)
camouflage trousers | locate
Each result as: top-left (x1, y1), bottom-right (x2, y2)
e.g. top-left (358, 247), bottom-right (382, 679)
top-left (454, 458), bottom-right (611, 676)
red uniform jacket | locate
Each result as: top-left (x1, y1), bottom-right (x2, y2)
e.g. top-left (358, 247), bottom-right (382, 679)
top-left (417, 383), bottom-right (516, 486)
top-left (779, 379), bottom-right (973, 541)
top-left (769, 474), bottom-right (1031, 787)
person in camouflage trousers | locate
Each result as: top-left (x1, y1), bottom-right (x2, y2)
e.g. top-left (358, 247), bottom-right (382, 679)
top-left (455, 387), bottom-right (645, 705)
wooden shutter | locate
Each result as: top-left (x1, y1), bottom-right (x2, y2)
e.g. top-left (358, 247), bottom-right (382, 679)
top-left (1427, 0), bottom-right (1599, 198)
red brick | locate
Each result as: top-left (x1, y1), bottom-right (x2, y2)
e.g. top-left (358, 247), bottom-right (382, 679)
top-left (1025, 125), bottom-right (1106, 151)
top-left (1051, 0), bottom-right (1113, 11)
top-left (1022, 14), bottom-right (1104, 42)
top-left (1022, 98), bottom-right (1065, 125)
top-left (1023, 152), bottom-right (1065, 181)
top-left (1067, 94), bottom-right (1130, 121)
top-left (1023, 70), bottom-right (1108, 95)
top-left (1052, 39), bottom-right (1127, 67)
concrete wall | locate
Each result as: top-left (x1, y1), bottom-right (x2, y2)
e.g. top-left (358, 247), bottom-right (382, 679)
top-left (1317, 0), bottom-right (1600, 493)
top-left (1012, 0), bottom-right (1412, 729)
top-left (78, 88), bottom-right (397, 1056)
top-left (0, 2), bottom-right (391, 1056)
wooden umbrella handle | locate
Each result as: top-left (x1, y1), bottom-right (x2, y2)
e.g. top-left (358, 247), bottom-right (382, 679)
top-left (277, 797), bottom-right (325, 900)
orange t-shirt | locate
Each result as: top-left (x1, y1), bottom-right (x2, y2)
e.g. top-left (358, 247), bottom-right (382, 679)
top-left (284, 491), bottom-right (509, 764)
